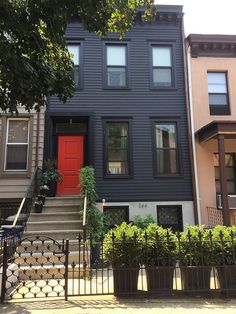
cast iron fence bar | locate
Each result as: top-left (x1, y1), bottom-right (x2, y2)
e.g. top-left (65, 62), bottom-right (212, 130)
top-left (1, 241), bottom-right (8, 303)
top-left (64, 239), bottom-right (69, 301)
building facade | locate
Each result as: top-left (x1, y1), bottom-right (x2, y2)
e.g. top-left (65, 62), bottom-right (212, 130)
top-left (187, 34), bottom-right (236, 226)
top-left (44, 5), bottom-right (195, 230)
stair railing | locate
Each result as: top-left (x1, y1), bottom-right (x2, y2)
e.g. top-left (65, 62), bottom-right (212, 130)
top-left (82, 189), bottom-right (87, 242)
top-left (1, 167), bottom-right (42, 241)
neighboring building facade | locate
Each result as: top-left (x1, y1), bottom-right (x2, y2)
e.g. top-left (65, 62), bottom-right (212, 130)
top-left (187, 34), bottom-right (236, 226)
top-left (0, 108), bottom-right (45, 218)
top-left (45, 5), bottom-right (195, 230)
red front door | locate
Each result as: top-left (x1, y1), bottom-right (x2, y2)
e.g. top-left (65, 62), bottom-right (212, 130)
top-left (57, 136), bottom-right (84, 195)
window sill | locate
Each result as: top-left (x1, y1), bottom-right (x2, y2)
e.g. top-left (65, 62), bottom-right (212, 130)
top-left (104, 175), bottom-right (133, 179)
top-left (153, 174), bottom-right (183, 179)
top-left (103, 87), bottom-right (131, 90)
top-left (150, 87), bottom-right (177, 91)
top-left (0, 171), bottom-right (31, 179)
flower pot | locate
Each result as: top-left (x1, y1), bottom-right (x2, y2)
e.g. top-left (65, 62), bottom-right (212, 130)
top-left (217, 265), bottom-right (236, 291)
top-left (45, 182), bottom-right (57, 197)
top-left (180, 266), bottom-right (211, 292)
top-left (38, 195), bottom-right (45, 205)
top-left (113, 267), bottom-right (139, 296)
top-left (146, 266), bottom-right (174, 294)
top-left (35, 203), bottom-right (43, 213)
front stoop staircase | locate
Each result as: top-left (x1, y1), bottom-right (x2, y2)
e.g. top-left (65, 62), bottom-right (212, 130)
top-left (15, 196), bottom-right (89, 280)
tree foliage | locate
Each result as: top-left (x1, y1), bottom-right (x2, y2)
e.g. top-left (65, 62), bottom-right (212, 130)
top-left (0, 0), bottom-right (157, 113)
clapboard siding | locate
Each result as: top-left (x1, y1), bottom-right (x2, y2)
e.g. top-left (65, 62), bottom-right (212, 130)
top-left (0, 109), bottom-right (45, 199)
top-left (46, 6), bottom-right (193, 202)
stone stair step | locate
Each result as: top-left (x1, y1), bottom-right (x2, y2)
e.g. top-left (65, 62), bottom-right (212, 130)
top-left (28, 212), bottom-right (81, 222)
top-left (24, 230), bottom-right (83, 240)
top-left (45, 196), bottom-right (82, 206)
top-left (42, 204), bottom-right (80, 213)
top-left (26, 220), bottom-right (82, 232)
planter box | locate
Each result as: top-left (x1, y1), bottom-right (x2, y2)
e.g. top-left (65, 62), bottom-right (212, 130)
top-left (180, 266), bottom-right (211, 292)
top-left (113, 267), bottom-right (139, 296)
top-left (146, 266), bottom-right (174, 294)
top-left (217, 265), bottom-right (236, 292)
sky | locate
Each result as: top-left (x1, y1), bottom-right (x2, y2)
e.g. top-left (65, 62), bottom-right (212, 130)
top-left (155, 0), bottom-right (236, 36)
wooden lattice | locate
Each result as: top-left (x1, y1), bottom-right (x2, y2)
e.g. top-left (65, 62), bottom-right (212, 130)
top-left (206, 206), bottom-right (223, 228)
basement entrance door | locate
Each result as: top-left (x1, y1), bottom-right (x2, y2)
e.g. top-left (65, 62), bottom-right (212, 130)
top-left (57, 136), bottom-right (84, 195)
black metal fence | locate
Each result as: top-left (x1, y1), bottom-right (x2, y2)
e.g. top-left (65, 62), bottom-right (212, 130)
top-left (0, 230), bottom-right (236, 302)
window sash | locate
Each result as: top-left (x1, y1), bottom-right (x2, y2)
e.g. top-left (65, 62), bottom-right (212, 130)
top-left (152, 46), bottom-right (173, 88)
top-left (5, 119), bottom-right (29, 171)
top-left (214, 153), bottom-right (236, 194)
top-left (106, 122), bottom-right (129, 176)
top-left (107, 46), bottom-right (126, 66)
top-left (107, 66), bottom-right (127, 87)
top-left (106, 45), bottom-right (127, 87)
top-left (68, 45), bottom-right (79, 65)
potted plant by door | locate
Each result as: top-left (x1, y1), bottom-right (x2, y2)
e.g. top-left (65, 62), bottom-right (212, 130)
top-left (141, 224), bottom-right (177, 295)
top-left (212, 225), bottom-right (236, 292)
top-left (103, 222), bottom-right (141, 296)
top-left (42, 160), bottom-right (62, 197)
top-left (179, 225), bottom-right (212, 292)
top-left (35, 199), bottom-right (43, 213)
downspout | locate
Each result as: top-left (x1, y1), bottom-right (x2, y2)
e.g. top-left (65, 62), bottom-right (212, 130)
top-left (184, 40), bottom-right (202, 225)
top-left (181, 19), bottom-right (201, 225)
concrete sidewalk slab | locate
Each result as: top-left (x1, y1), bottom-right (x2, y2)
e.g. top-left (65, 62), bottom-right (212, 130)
top-left (1, 296), bottom-right (236, 314)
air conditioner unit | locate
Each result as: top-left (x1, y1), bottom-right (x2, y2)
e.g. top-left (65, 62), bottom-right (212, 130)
top-left (217, 194), bottom-right (236, 209)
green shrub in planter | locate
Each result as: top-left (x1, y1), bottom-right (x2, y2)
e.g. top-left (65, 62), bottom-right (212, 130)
top-left (103, 222), bottom-right (141, 296)
top-left (141, 224), bottom-right (177, 294)
top-left (179, 225), bottom-right (212, 292)
top-left (212, 225), bottom-right (236, 291)
top-left (133, 214), bottom-right (155, 229)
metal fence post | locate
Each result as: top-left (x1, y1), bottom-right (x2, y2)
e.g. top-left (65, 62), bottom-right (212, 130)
top-left (64, 239), bottom-right (69, 301)
top-left (1, 241), bottom-right (8, 303)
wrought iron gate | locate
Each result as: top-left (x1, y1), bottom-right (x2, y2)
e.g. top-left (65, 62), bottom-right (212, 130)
top-left (1, 236), bottom-right (69, 301)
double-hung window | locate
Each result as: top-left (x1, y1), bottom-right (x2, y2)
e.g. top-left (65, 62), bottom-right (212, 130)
top-left (105, 122), bottom-right (130, 176)
top-left (68, 45), bottom-right (80, 87)
top-left (106, 45), bottom-right (127, 87)
top-left (154, 123), bottom-right (179, 175)
top-left (208, 72), bottom-right (230, 115)
top-left (5, 119), bottom-right (29, 171)
top-left (152, 46), bottom-right (173, 88)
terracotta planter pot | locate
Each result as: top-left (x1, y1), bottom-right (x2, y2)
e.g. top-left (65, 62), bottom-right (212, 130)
top-left (217, 265), bottom-right (236, 291)
top-left (146, 266), bottom-right (174, 294)
top-left (180, 266), bottom-right (211, 292)
top-left (113, 267), bottom-right (139, 296)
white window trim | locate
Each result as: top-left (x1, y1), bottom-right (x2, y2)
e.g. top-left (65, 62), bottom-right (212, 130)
top-left (4, 118), bottom-right (30, 172)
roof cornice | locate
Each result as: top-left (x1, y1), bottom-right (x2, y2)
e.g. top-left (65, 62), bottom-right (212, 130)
top-left (187, 34), bottom-right (236, 58)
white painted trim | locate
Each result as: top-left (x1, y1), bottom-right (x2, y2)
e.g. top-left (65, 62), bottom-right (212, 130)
top-left (4, 118), bottom-right (30, 172)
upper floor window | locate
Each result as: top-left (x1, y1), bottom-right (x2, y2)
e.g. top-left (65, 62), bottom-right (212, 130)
top-left (106, 45), bottom-right (127, 88)
top-left (105, 122), bottom-right (130, 176)
top-left (68, 45), bottom-right (80, 87)
top-left (152, 46), bottom-right (173, 88)
top-left (208, 72), bottom-right (230, 115)
top-left (154, 123), bottom-right (179, 175)
top-left (5, 119), bottom-right (29, 171)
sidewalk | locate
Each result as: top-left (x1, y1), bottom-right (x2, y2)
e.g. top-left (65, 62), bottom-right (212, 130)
top-left (1, 296), bottom-right (236, 314)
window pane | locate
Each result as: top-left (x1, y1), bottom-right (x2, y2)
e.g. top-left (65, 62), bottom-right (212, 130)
top-left (68, 45), bottom-right (79, 65)
top-left (72, 66), bottom-right (79, 86)
top-left (107, 67), bottom-right (126, 87)
top-left (209, 94), bottom-right (227, 105)
top-left (107, 122), bottom-right (129, 175)
top-left (228, 182), bottom-right (235, 194)
top-left (6, 145), bottom-right (27, 170)
top-left (107, 162), bottom-right (128, 175)
top-left (107, 46), bottom-right (126, 66)
top-left (8, 120), bottom-right (28, 143)
top-left (156, 149), bottom-right (177, 174)
top-left (208, 73), bottom-right (227, 93)
top-left (226, 168), bottom-right (235, 180)
top-left (156, 124), bottom-right (176, 149)
top-left (152, 47), bottom-right (171, 67)
top-left (153, 68), bottom-right (172, 87)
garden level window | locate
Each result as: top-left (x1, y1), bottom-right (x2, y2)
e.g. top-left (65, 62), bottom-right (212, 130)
top-left (214, 153), bottom-right (236, 194)
top-left (106, 45), bottom-right (127, 87)
top-left (103, 206), bottom-right (129, 229)
top-left (154, 123), bottom-right (179, 175)
top-left (105, 122), bottom-right (129, 176)
top-left (157, 205), bottom-right (183, 232)
top-left (68, 45), bottom-right (80, 87)
top-left (208, 72), bottom-right (230, 115)
top-left (152, 46), bottom-right (173, 88)
top-left (5, 119), bottom-right (29, 171)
